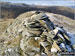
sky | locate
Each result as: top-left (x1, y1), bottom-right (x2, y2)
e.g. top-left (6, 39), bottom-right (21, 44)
top-left (1, 0), bottom-right (75, 6)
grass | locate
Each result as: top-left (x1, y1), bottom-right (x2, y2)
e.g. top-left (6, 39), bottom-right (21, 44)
top-left (0, 19), bottom-right (14, 36)
top-left (4, 34), bottom-right (22, 47)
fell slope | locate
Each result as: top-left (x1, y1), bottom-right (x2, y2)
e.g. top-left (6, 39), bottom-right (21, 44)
top-left (0, 2), bottom-right (75, 19)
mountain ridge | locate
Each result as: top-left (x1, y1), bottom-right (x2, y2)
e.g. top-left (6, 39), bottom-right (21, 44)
top-left (0, 2), bottom-right (75, 19)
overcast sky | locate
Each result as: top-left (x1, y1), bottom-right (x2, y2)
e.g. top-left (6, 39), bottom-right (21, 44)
top-left (1, 0), bottom-right (75, 6)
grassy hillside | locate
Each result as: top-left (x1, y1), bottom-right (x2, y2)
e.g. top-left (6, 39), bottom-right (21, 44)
top-left (0, 2), bottom-right (75, 19)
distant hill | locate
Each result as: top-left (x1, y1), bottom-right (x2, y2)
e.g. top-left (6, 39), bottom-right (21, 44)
top-left (69, 6), bottom-right (75, 9)
top-left (0, 2), bottom-right (75, 19)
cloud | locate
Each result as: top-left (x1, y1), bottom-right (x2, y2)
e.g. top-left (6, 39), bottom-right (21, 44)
top-left (1, 0), bottom-right (75, 6)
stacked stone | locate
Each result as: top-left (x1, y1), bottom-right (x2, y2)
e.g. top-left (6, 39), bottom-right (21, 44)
top-left (0, 11), bottom-right (53, 56)
top-left (0, 11), bottom-right (74, 56)
top-left (20, 11), bottom-right (53, 56)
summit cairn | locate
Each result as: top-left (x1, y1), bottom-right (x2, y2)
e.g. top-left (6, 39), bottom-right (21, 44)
top-left (0, 11), bottom-right (74, 56)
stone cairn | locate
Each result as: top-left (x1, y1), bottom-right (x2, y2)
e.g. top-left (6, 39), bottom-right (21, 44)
top-left (0, 11), bottom-right (74, 56)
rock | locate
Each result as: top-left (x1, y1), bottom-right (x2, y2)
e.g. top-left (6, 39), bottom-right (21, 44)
top-left (20, 37), bottom-right (41, 56)
top-left (51, 48), bottom-right (58, 53)
top-left (0, 47), bottom-right (21, 56)
top-left (51, 41), bottom-right (61, 52)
